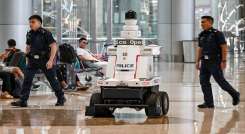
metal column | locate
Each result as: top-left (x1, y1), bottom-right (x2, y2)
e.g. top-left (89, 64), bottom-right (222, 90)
top-left (106, 0), bottom-right (113, 45)
top-left (90, 0), bottom-right (97, 52)
top-left (0, 0), bottom-right (32, 51)
top-left (158, 0), bottom-right (195, 62)
top-left (55, 0), bottom-right (62, 44)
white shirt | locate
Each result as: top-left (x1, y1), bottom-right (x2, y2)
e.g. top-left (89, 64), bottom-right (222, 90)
top-left (77, 48), bottom-right (92, 56)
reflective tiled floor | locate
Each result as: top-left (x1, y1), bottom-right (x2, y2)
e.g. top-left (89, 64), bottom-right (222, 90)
top-left (0, 53), bottom-right (245, 134)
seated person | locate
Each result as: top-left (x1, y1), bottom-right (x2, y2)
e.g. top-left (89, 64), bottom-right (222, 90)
top-left (0, 72), bottom-right (15, 99)
top-left (0, 39), bottom-right (20, 62)
top-left (0, 39), bottom-right (24, 78)
top-left (76, 37), bottom-right (107, 76)
top-left (0, 66), bottom-right (23, 99)
top-left (0, 39), bottom-right (24, 99)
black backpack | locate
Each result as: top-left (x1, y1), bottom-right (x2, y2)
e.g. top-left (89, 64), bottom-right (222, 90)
top-left (59, 43), bottom-right (77, 63)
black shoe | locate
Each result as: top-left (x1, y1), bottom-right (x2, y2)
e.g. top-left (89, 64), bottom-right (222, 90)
top-left (232, 92), bottom-right (240, 106)
top-left (198, 103), bottom-right (214, 109)
top-left (55, 97), bottom-right (66, 106)
top-left (63, 85), bottom-right (77, 92)
top-left (11, 100), bottom-right (28, 107)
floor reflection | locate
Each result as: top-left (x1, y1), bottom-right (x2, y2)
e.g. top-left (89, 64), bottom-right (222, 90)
top-left (198, 109), bottom-right (241, 134)
top-left (198, 109), bottom-right (215, 134)
top-left (216, 110), bottom-right (240, 134)
top-left (0, 108), bottom-right (194, 126)
top-left (0, 53), bottom-right (244, 133)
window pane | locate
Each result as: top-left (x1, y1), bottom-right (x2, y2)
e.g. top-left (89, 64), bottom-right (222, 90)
top-left (61, 0), bottom-right (90, 44)
top-left (112, 0), bottom-right (158, 44)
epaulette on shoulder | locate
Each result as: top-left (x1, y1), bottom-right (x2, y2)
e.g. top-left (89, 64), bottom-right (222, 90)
top-left (211, 28), bottom-right (219, 33)
top-left (40, 28), bottom-right (47, 34)
top-left (27, 30), bottom-right (32, 34)
top-left (26, 31), bottom-right (32, 37)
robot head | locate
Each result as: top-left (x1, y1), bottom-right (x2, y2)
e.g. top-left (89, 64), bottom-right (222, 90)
top-left (125, 10), bottom-right (137, 20)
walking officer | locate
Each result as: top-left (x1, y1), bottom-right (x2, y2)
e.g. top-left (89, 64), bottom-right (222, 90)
top-left (196, 16), bottom-right (240, 108)
top-left (11, 15), bottom-right (66, 107)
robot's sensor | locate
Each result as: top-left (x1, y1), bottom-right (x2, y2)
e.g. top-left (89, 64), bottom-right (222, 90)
top-left (125, 10), bottom-right (137, 20)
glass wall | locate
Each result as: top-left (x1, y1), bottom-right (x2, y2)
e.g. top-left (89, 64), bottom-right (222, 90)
top-left (41, 0), bottom-right (58, 37)
top-left (33, 0), bottom-right (159, 50)
top-left (61, 0), bottom-right (91, 43)
top-left (112, 0), bottom-right (158, 39)
top-left (40, 0), bottom-right (91, 43)
top-left (32, 0), bottom-right (245, 52)
top-left (96, 0), bottom-right (107, 39)
top-left (94, 0), bottom-right (159, 45)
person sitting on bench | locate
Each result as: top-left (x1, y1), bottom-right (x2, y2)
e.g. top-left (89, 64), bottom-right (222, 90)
top-left (0, 39), bottom-right (24, 78)
top-left (0, 39), bottom-right (25, 99)
top-left (76, 37), bottom-right (107, 76)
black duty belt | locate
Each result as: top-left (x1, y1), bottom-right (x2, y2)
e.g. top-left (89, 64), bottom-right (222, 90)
top-left (26, 51), bottom-right (49, 61)
top-left (201, 54), bottom-right (221, 64)
top-left (202, 53), bottom-right (221, 60)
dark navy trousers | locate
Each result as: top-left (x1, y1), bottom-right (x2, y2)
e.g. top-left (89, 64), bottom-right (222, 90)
top-left (200, 60), bottom-right (238, 105)
top-left (20, 65), bottom-right (64, 102)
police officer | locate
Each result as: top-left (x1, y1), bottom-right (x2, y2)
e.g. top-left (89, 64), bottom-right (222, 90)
top-left (196, 16), bottom-right (240, 108)
top-left (11, 15), bottom-right (66, 107)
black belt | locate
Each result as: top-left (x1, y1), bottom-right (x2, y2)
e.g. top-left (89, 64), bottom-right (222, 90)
top-left (26, 51), bottom-right (49, 60)
top-left (201, 54), bottom-right (221, 60)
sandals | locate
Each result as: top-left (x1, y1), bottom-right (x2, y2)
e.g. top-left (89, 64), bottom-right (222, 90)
top-left (0, 91), bottom-right (14, 99)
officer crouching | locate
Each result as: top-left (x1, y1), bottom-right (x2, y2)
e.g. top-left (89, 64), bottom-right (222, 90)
top-left (196, 16), bottom-right (240, 108)
top-left (11, 15), bottom-right (66, 107)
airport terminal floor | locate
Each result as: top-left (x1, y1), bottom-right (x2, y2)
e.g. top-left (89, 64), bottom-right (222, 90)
top-left (0, 53), bottom-right (244, 134)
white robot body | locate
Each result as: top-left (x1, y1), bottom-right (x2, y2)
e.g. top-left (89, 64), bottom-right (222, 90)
top-left (86, 10), bottom-right (169, 118)
top-left (97, 19), bottom-right (159, 87)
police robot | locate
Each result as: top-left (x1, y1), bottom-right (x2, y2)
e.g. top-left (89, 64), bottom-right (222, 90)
top-left (85, 10), bottom-right (169, 117)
